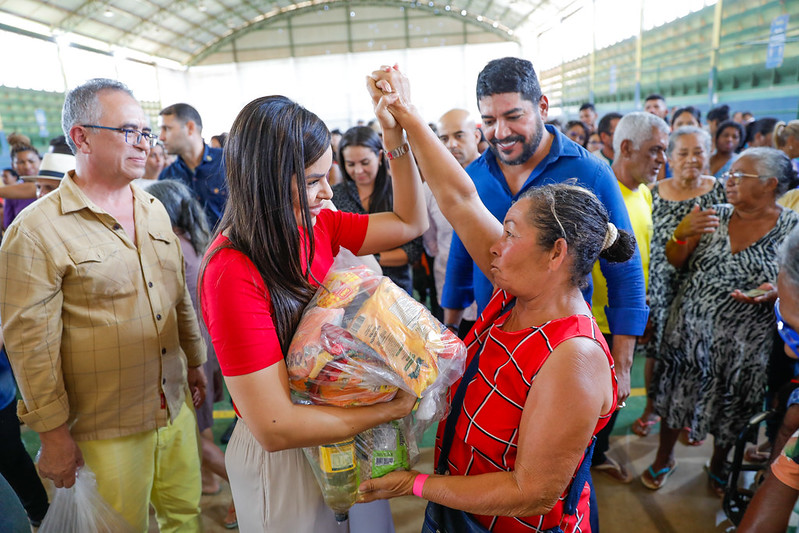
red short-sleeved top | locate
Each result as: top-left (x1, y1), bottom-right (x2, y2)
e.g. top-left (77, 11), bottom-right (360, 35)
top-left (200, 209), bottom-right (369, 382)
top-left (435, 289), bottom-right (617, 533)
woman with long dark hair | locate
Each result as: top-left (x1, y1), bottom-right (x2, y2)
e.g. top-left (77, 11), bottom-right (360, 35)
top-left (199, 95), bottom-right (426, 532)
top-left (332, 126), bottom-right (423, 294)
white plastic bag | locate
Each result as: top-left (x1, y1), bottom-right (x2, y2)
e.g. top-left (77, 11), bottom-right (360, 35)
top-left (38, 465), bottom-right (134, 533)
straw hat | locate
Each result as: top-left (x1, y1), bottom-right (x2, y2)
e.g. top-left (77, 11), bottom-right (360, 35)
top-left (22, 152), bottom-right (75, 182)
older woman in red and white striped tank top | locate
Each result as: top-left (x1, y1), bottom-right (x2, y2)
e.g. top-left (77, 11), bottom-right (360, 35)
top-left (358, 67), bottom-right (637, 533)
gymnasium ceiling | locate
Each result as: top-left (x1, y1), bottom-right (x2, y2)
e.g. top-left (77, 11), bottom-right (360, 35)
top-left (0, 0), bottom-right (580, 66)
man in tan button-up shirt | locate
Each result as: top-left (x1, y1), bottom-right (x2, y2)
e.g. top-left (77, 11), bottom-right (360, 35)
top-left (0, 78), bottom-right (207, 532)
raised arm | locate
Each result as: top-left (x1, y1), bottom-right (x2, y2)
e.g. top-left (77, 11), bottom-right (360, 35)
top-left (356, 93), bottom-right (428, 257)
top-left (366, 66), bottom-right (501, 281)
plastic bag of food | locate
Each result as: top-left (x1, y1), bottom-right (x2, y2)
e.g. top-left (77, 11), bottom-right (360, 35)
top-left (287, 256), bottom-right (467, 425)
top-left (289, 253), bottom-right (466, 517)
top-left (346, 277), bottom-right (465, 421)
top-left (38, 465), bottom-right (134, 533)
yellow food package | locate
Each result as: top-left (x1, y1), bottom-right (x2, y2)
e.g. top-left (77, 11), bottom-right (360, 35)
top-left (347, 279), bottom-right (440, 396)
top-left (317, 269), bottom-right (366, 308)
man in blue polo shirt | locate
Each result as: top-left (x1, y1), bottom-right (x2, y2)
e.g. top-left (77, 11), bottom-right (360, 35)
top-left (443, 56), bottom-right (648, 411)
top-left (158, 103), bottom-right (226, 228)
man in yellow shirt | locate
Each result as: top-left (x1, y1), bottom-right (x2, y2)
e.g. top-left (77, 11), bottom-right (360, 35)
top-left (0, 79), bottom-right (207, 532)
top-left (591, 112), bottom-right (670, 482)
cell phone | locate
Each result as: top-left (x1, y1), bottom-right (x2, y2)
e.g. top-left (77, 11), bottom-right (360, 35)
top-left (742, 288), bottom-right (768, 298)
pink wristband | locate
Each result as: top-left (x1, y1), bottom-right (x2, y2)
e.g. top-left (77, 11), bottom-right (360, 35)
top-left (412, 474), bottom-right (429, 498)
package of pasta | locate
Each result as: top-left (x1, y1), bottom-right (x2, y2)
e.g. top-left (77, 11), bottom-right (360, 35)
top-left (287, 255), bottom-right (467, 428)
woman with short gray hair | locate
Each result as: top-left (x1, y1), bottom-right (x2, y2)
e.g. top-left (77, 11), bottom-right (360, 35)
top-left (632, 126), bottom-right (726, 438)
top-left (643, 147), bottom-right (799, 494)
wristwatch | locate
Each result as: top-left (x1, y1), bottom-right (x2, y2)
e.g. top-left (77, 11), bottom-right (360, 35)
top-left (386, 142), bottom-right (410, 161)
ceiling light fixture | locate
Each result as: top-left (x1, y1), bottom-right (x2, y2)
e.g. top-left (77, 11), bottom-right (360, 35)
top-left (103, 8), bottom-right (114, 18)
top-left (54, 31), bottom-right (72, 48)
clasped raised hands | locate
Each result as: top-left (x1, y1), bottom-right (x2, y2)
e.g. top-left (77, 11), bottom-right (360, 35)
top-left (366, 64), bottom-right (414, 131)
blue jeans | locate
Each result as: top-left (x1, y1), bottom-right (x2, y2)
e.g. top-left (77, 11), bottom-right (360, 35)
top-left (0, 472), bottom-right (32, 533)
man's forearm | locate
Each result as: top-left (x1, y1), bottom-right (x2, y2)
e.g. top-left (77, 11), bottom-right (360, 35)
top-left (611, 334), bottom-right (636, 403)
top-left (0, 183), bottom-right (36, 199)
top-left (443, 308), bottom-right (464, 330)
top-left (611, 334), bottom-right (636, 374)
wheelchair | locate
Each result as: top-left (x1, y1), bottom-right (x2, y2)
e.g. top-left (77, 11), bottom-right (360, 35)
top-left (722, 410), bottom-right (775, 526)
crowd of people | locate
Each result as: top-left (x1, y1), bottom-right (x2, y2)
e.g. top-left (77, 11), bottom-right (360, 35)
top-left (0, 54), bottom-right (797, 533)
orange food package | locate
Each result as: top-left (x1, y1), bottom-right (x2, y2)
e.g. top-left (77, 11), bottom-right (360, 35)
top-left (309, 352), bottom-right (398, 407)
top-left (287, 306), bottom-right (344, 395)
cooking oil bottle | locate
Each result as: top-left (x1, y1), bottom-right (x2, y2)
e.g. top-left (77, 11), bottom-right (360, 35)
top-left (316, 438), bottom-right (359, 522)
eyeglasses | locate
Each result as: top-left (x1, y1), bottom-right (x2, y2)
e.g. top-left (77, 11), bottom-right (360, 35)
top-left (81, 125), bottom-right (158, 148)
top-left (776, 298), bottom-right (799, 357)
top-left (721, 170), bottom-right (770, 184)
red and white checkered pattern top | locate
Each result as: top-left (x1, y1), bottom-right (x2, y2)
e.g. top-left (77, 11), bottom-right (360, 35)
top-left (435, 289), bottom-right (617, 532)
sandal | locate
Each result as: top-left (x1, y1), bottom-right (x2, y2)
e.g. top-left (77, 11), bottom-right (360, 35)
top-left (678, 427), bottom-right (704, 447)
top-left (224, 501), bottom-right (237, 529)
top-left (632, 414), bottom-right (660, 437)
top-left (641, 461), bottom-right (678, 490)
top-left (704, 463), bottom-right (727, 498)
top-left (593, 456), bottom-right (633, 483)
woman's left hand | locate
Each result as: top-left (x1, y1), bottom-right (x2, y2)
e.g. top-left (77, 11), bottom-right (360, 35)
top-left (730, 282), bottom-right (777, 305)
top-left (366, 64), bottom-right (403, 132)
top-left (357, 470), bottom-right (419, 503)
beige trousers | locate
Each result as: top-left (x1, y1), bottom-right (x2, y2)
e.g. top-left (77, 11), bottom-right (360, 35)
top-left (225, 418), bottom-right (343, 533)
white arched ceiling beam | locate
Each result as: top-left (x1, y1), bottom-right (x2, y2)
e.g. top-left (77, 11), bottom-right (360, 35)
top-left (187, 0), bottom-right (520, 66)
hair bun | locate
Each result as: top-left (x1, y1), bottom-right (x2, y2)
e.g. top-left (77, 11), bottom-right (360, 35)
top-left (599, 228), bottom-right (636, 263)
top-left (601, 222), bottom-right (618, 251)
